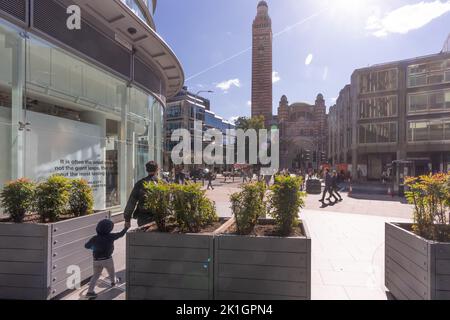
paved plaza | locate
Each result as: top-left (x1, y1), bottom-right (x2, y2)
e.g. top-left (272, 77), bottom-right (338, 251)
top-left (63, 179), bottom-right (413, 300)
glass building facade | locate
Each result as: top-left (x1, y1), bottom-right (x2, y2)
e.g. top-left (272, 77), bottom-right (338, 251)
top-left (0, 0), bottom-right (182, 213)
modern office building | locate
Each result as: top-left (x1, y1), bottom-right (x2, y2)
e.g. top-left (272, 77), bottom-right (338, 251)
top-left (164, 87), bottom-right (235, 172)
top-left (328, 50), bottom-right (450, 185)
top-left (0, 0), bottom-right (184, 213)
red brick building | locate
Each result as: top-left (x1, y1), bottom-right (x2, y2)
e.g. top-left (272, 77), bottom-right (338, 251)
top-left (252, 1), bottom-right (273, 125)
top-left (278, 94), bottom-right (328, 171)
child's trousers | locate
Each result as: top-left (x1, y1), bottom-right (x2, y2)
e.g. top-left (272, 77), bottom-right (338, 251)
top-left (87, 258), bottom-right (115, 293)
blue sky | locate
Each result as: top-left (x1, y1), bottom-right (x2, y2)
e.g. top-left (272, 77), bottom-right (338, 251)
top-left (154, 0), bottom-right (450, 122)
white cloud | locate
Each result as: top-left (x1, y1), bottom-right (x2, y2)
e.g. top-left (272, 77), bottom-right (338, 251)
top-left (272, 71), bottom-right (281, 84)
top-left (366, 1), bottom-right (450, 38)
top-left (305, 53), bottom-right (313, 66)
top-left (247, 101), bottom-right (252, 107)
top-left (216, 79), bottom-right (241, 92)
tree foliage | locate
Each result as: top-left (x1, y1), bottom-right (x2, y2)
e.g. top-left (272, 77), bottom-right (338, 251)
top-left (143, 181), bottom-right (172, 232)
top-left (268, 175), bottom-right (306, 236)
top-left (230, 181), bottom-right (266, 235)
top-left (68, 179), bottom-right (94, 217)
top-left (405, 173), bottom-right (450, 242)
top-left (0, 178), bottom-right (35, 223)
top-left (171, 183), bottom-right (218, 233)
top-left (35, 175), bottom-right (71, 223)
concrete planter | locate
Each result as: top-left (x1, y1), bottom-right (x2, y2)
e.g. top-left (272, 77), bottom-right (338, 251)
top-left (385, 223), bottom-right (450, 300)
top-left (126, 219), bottom-right (233, 300)
top-left (0, 211), bottom-right (110, 300)
top-left (214, 219), bottom-right (312, 300)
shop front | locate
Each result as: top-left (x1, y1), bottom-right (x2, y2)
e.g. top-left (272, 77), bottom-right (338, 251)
top-left (0, 0), bottom-right (183, 214)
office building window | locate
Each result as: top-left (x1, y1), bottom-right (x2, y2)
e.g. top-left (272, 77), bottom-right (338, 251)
top-left (408, 59), bottom-right (450, 88)
top-left (359, 122), bottom-right (397, 144)
top-left (359, 69), bottom-right (398, 94)
top-left (408, 89), bottom-right (450, 114)
top-left (167, 105), bottom-right (181, 118)
top-left (408, 119), bottom-right (450, 142)
top-left (359, 96), bottom-right (397, 119)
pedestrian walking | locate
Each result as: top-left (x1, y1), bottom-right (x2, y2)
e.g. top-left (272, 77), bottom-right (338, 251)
top-left (319, 168), bottom-right (333, 204)
top-left (242, 169), bottom-right (248, 183)
top-left (329, 171), bottom-right (343, 202)
top-left (124, 161), bottom-right (159, 228)
top-left (85, 219), bottom-right (129, 299)
top-left (206, 169), bottom-right (214, 190)
top-left (264, 174), bottom-right (272, 187)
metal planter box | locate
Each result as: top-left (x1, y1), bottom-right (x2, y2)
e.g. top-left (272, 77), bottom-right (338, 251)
top-left (214, 220), bottom-right (312, 300)
top-left (0, 211), bottom-right (110, 300)
top-left (126, 232), bottom-right (215, 300)
top-left (385, 223), bottom-right (450, 300)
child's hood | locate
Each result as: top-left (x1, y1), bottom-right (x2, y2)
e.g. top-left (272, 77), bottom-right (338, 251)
top-left (96, 219), bottom-right (114, 235)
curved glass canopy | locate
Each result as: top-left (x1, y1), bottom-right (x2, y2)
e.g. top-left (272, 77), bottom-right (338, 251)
top-left (121, 0), bottom-right (154, 25)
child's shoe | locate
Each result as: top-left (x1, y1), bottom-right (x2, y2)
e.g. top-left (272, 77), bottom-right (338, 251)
top-left (111, 277), bottom-right (121, 287)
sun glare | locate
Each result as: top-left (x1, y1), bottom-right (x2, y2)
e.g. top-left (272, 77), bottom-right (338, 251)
top-left (331, 0), bottom-right (369, 15)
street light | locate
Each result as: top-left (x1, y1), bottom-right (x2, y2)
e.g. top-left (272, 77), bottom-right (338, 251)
top-left (192, 90), bottom-right (214, 120)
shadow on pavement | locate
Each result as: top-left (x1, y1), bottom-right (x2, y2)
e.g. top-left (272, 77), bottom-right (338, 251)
top-left (348, 193), bottom-right (408, 204)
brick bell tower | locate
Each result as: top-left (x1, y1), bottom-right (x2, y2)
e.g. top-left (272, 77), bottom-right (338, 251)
top-left (252, 1), bottom-right (273, 125)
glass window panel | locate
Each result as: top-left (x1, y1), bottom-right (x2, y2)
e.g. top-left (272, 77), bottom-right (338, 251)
top-left (377, 124), bottom-right (389, 143)
top-left (366, 125), bottom-right (377, 143)
top-left (359, 126), bottom-right (365, 144)
top-left (27, 35), bottom-right (123, 115)
top-left (445, 121), bottom-right (450, 140)
top-left (28, 38), bottom-right (51, 87)
top-left (411, 122), bottom-right (429, 142)
top-left (429, 122), bottom-right (444, 141)
top-left (429, 92), bottom-right (445, 110)
top-left (408, 59), bottom-right (450, 87)
top-left (446, 91), bottom-right (450, 109)
top-left (390, 123), bottom-right (397, 142)
top-left (428, 74), bottom-right (444, 85)
top-left (409, 94), bottom-right (428, 112)
top-left (0, 21), bottom-right (20, 196)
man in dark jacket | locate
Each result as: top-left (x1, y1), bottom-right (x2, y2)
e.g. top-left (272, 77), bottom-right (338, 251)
top-left (85, 219), bottom-right (128, 299)
top-left (319, 168), bottom-right (333, 203)
top-left (124, 161), bottom-right (159, 228)
top-left (329, 170), bottom-right (343, 202)
top-left (206, 169), bottom-right (214, 190)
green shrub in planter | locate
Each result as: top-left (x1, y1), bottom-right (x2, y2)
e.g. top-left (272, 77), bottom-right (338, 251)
top-left (268, 175), bottom-right (306, 236)
top-left (405, 173), bottom-right (449, 242)
top-left (172, 183), bottom-right (218, 233)
top-left (35, 175), bottom-right (71, 223)
top-left (0, 178), bottom-right (35, 223)
top-left (143, 181), bottom-right (172, 232)
top-left (230, 181), bottom-right (266, 235)
top-left (69, 179), bottom-right (94, 217)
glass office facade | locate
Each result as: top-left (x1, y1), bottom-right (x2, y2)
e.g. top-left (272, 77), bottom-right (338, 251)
top-left (0, 18), bottom-right (165, 212)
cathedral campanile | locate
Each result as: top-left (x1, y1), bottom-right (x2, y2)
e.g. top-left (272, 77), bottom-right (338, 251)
top-left (252, 1), bottom-right (273, 124)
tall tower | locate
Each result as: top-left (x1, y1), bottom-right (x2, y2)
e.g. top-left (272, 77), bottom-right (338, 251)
top-left (252, 1), bottom-right (273, 125)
